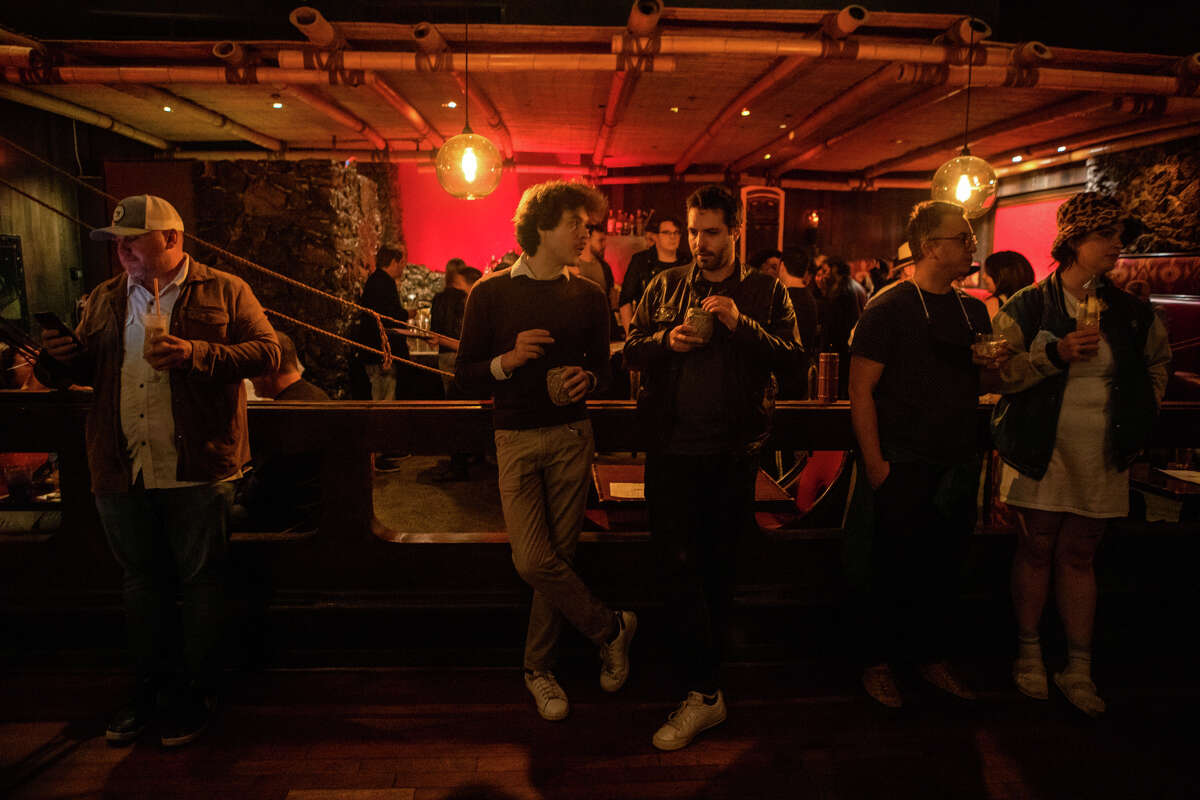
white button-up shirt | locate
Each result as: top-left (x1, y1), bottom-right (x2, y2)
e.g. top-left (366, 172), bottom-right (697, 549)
top-left (119, 262), bottom-right (205, 489)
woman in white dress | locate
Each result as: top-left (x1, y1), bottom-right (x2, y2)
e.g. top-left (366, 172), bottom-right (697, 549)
top-left (991, 193), bottom-right (1170, 717)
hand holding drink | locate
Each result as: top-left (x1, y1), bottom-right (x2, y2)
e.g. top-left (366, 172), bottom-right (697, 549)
top-left (971, 333), bottom-right (1009, 368)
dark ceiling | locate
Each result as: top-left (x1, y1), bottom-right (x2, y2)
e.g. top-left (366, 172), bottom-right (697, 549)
top-left (1, 1), bottom-right (1195, 57)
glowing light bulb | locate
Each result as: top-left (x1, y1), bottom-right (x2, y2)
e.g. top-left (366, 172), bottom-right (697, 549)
top-left (932, 153), bottom-right (998, 219)
top-left (461, 147), bottom-right (478, 184)
top-left (272, 101), bottom-right (284, 109)
top-left (955, 173), bottom-right (972, 203)
top-left (162, 106), bottom-right (172, 112)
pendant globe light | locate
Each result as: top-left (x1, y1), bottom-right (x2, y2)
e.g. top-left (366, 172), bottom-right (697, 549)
top-left (930, 23), bottom-right (997, 219)
top-left (435, 12), bottom-right (503, 199)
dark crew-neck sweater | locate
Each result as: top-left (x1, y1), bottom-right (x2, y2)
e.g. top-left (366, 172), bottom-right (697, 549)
top-left (455, 267), bottom-right (612, 430)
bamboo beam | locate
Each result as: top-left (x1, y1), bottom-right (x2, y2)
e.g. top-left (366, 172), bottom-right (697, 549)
top-left (863, 94), bottom-right (1117, 178)
top-left (990, 113), bottom-right (1200, 164)
top-left (674, 56), bottom-right (815, 174)
top-left (276, 50), bottom-right (676, 73)
top-left (286, 8), bottom-right (444, 150)
top-left (994, 121), bottom-right (1200, 178)
top-left (775, 85), bottom-right (964, 172)
top-left (896, 62), bottom-right (1194, 97)
top-left (412, 22), bottom-right (512, 158)
top-left (730, 64), bottom-right (901, 172)
top-left (593, 0), bottom-right (664, 169)
top-left (0, 83), bottom-right (169, 149)
top-left (0, 45), bottom-right (37, 66)
top-left (167, 149), bottom-right (431, 162)
top-left (362, 72), bottom-right (444, 149)
top-left (109, 85), bottom-right (283, 150)
top-left (613, 33), bottom-right (1015, 66)
top-left (281, 86), bottom-right (387, 150)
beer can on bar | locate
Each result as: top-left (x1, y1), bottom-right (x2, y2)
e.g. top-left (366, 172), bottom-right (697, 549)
top-left (817, 352), bottom-right (839, 404)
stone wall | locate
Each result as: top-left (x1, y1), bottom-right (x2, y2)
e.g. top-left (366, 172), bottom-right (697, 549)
top-left (1087, 136), bottom-right (1200, 254)
top-left (192, 160), bottom-right (385, 397)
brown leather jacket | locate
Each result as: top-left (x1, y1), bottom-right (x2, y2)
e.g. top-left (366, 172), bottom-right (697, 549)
top-left (60, 256), bottom-right (280, 493)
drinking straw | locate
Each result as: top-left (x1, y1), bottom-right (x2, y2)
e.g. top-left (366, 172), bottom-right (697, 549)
top-left (153, 278), bottom-right (162, 316)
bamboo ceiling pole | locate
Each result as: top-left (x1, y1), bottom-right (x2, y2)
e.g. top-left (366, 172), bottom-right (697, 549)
top-left (281, 85), bottom-right (388, 150)
top-left (0, 83), bottom-right (169, 149)
top-left (412, 22), bottom-right (513, 158)
top-left (289, 6), bottom-right (343, 48)
top-left (286, 7), bottom-right (445, 150)
top-left (110, 84), bottom-right (283, 151)
top-left (729, 63), bottom-right (901, 172)
top-left (863, 93), bottom-right (1116, 178)
top-left (989, 113), bottom-right (1200, 164)
top-left (4, 65), bottom-right (351, 84)
top-left (776, 84), bottom-right (964, 172)
top-left (362, 72), bottom-right (444, 149)
top-left (673, 54), bottom-right (816, 174)
top-left (994, 121), bottom-right (1200, 177)
top-left (896, 62), bottom-right (1195, 96)
top-left (276, 50), bottom-right (675, 72)
top-left (0, 45), bottom-right (36, 66)
top-left (166, 149), bottom-right (432, 162)
top-left (592, 0), bottom-right (663, 168)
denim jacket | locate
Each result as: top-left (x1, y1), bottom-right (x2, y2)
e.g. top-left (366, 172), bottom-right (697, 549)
top-left (990, 270), bottom-right (1169, 478)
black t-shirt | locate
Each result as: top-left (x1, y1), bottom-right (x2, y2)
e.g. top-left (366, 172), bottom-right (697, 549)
top-left (850, 281), bottom-right (990, 465)
top-left (619, 248), bottom-right (690, 311)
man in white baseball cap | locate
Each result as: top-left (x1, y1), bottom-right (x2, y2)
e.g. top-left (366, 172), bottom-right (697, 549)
top-left (42, 193), bottom-right (280, 748)
top-left (90, 194), bottom-right (185, 240)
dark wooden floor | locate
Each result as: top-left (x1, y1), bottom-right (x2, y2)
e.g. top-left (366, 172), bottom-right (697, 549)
top-left (4, 657), bottom-right (1199, 800)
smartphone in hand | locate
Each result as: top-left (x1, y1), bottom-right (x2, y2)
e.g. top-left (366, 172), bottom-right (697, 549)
top-left (34, 311), bottom-right (81, 347)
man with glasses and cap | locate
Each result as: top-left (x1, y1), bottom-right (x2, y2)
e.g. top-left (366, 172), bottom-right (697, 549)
top-left (848, 200), bottom-right (1005, 709)
top-left (39, 194), bottom-right (280, 747)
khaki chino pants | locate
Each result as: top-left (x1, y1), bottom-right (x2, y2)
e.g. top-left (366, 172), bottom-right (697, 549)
top-left (495, 420), bottom-right (613, 671)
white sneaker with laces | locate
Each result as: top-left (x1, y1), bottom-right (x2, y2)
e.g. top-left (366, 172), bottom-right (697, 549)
top-left (599, 610), bottom-right (637, 692)
top-left (524, 670), bottom-right (569, 721)
top-left (651, 690), bottom-right (727, 751)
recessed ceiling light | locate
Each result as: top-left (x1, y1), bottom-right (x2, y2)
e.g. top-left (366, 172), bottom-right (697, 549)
top-left (162, 105), bottom-right (172, 112)
top-left (444, 100), bottom-right (457, 109)
top-left (893, 139), bottom-right (905, 145)
top-left (779, 123), bottom-right (787, 129)
top-left (1057, 145), bottom-right (1067, 153)
top-left (272, 101), bottom-right (284, 109)
top-left (670, 106), bottom-right (679, 113)
top-left (763, 153), bottom-right (771, 160)
top-left (740, 108), bottom-right (750, 117)
top-left (1012, 155), bottom-right (1023, 163)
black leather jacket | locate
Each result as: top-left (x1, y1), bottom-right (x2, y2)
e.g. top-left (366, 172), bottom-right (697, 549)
top-left (624, 261), bottom-right (803, 452)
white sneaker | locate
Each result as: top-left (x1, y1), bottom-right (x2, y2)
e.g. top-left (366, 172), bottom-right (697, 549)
top-left (524, 670), bottom-right (569, 721)
top-left (599, 610), bottom-right (637, 692)
top-left (651, 691), bottom-right (727, 751)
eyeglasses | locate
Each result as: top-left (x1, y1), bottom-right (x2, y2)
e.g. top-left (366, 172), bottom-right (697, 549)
top-left (927, 232), bottom-right (978, 249)
top-left (657, 229), bottom-right (681, 237)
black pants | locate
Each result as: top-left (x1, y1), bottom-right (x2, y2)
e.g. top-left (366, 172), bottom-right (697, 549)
top-left (645, 450), bottom-right (757, 694)
top-left (865, 459), bottom-right (979, 666)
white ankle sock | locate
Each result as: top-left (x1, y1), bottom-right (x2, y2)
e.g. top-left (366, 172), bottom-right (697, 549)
top-left (1017, 631), bottom-right (1042, 662)
top-left (1065, 645), bottom-right (1093, 679)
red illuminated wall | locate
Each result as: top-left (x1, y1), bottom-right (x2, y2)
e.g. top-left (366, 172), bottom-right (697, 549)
top-left (991, 195), bottom-right (1070, 281)
top-left (395, 166), bottom-right (594, 272)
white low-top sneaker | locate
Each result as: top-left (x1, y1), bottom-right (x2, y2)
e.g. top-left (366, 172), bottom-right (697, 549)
top-left (525, 670), bottom-right (569, 721)
top-left (599, 610), bottom-right (637, 692)
top-left (652, 690), bottom-right (726, 751)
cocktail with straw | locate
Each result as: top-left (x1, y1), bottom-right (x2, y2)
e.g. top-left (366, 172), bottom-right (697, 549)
top-left (142, 277), bottom-right (170, 369)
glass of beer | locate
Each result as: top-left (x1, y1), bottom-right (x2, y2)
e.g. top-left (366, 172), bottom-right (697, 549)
top-left (1078, 293), bottom-right (1101, 331)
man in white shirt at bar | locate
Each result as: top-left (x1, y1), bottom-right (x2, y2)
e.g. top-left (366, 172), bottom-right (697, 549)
top-left (40, 195), bottom-right (279, 747)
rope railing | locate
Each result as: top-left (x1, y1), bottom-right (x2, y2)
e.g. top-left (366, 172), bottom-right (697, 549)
top-left (0, 174), bottom-right (454, 378)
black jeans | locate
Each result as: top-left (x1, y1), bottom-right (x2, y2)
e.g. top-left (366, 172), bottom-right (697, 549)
top-left (95, 481), bottom-right (234, 694)
top-left (865, 459), bottom-right (978, 666)
top-left (645, 450), bottom-right (757, 695)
